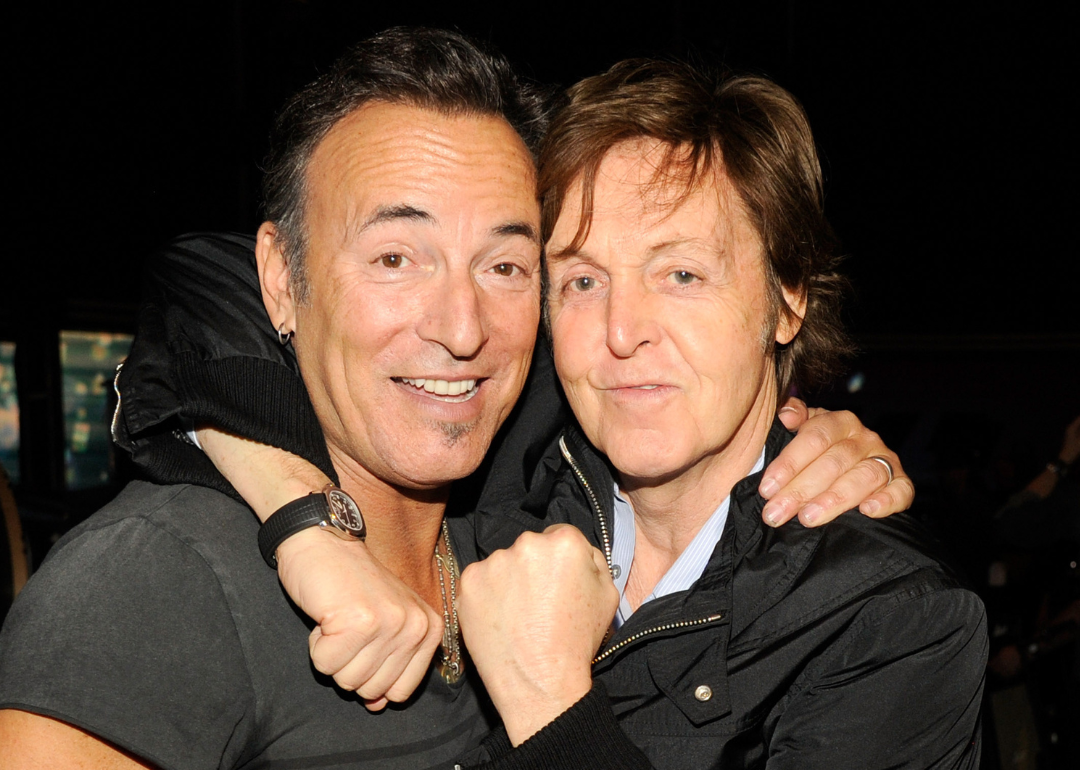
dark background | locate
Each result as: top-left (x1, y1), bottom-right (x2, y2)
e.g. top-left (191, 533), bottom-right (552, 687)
top-left (2, 0), bottom-right (1077, 517)
top-left (2, 4), bottom-right (1079, 760)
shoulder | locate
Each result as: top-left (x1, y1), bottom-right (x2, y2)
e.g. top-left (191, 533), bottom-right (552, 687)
top-left (44, 480), bottom-right (259, 571)
top-left (734, 508), bottom-right (984, 644)
top-left (0, 482), bottom-right (264, 765)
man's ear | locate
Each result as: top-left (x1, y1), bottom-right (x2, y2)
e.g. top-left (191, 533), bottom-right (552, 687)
top-left (775, 285), bottom-right (807, 345)
top-left (255, 221), bottom-right (298, 337)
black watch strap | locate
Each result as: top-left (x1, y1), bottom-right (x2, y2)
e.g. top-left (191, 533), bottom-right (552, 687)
top-left (258, 494), bottom-right (329, 569)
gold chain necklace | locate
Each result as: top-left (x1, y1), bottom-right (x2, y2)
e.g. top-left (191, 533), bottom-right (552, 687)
top-left (434, 519), bottom-right (463, 684)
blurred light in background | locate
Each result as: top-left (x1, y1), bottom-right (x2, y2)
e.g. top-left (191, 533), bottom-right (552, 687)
top-left (0, 342), bottom-right (17, 484)
top-left (60, 331), bottom-right (132, 490)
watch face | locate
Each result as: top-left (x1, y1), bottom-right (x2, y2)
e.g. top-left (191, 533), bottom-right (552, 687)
top-left (326, 488), bottom-right (365, 537)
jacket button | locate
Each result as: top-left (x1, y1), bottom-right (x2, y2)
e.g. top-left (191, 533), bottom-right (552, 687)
top-left (694, 685), bottom-right (713, 702)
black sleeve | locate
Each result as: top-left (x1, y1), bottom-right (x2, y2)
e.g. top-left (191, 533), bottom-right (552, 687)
top-left (467, 681), bottom-right (655, 770)
top-left (765, 584), bottom-right (987, 769)
top-left (114, 233), bottom-right (336, 497)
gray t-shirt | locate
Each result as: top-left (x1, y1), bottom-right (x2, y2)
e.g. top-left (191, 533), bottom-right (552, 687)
top-left (0, 481), bottom-right (494, 769)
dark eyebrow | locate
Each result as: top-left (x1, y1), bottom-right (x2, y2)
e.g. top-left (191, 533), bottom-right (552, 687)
top-left (493, 221), bottom-right (541, 245)
top-left (359, 204), bottom-right (435, 232)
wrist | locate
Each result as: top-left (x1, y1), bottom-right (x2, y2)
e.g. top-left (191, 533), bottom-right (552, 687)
top-left (498, 674), bottom-right (594, 746)
top-left (275, 526), bottom-right (370, 571)
top-left (254, 477), bottom-right (332, 523)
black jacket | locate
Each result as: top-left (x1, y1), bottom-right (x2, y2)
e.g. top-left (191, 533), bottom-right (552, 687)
top-left (467, 422), bottom-right (986, 769)
top-left (117, 233), bottom-right (987, 770)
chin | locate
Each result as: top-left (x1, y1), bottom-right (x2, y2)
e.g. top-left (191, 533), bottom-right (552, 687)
top-left (396, 426), bottom-right (492, 487)
top-left (602, 436), bottom-right (692, 484)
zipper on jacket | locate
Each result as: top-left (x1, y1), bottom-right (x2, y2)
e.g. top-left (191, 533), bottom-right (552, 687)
top-left (557, 435), bottom-right (726, 666)
top-left (558, 434), bottom-right (613, 572)
top-left (592, 613), bottom-right (724, 665)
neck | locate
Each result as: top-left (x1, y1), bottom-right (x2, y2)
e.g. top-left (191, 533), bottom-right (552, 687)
top-left (329, 445), bottom-right (450, 609)
top-left (620, 376), bottom-right (777, 583)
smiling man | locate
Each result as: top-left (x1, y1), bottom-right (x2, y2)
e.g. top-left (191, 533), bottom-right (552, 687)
top-left (0, 28), bottom-right (547, 769)
top-left (0, 29), bottom-right (914, 770)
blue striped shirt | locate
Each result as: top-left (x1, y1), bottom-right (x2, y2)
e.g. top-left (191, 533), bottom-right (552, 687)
top-left (610, 450), bottom-right (765, 627)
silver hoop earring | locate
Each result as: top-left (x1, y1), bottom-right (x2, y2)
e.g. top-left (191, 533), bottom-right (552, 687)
top-left (277, 324), bottom-right (294, 346)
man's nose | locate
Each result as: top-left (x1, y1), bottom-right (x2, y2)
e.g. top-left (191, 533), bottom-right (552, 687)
top-left (605, 280), bottom-right (660, 358)
top-left (419, 269), bottom-right (488, 358)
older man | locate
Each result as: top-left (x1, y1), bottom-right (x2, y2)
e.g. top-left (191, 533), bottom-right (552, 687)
top-left (456, 60), bottom-right (986, 768)
top-left (0, 29), bottom-right (911, 770)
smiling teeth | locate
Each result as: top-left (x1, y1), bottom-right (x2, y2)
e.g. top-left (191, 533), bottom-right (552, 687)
top-left (400, 378), bottom-right (478, 396)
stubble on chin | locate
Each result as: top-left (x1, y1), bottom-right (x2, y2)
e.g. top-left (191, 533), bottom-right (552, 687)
top-left (436, 419), bottom-right (479, 446)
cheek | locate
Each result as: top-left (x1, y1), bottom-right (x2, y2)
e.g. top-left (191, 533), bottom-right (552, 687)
top-left (550, 311), bottom-right (590, 385)
top-left (490, 294), bottom-right (541, 363)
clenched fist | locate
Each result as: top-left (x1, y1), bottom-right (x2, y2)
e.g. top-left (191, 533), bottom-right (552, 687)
top-left (458, 524), bottom-right (619, 745)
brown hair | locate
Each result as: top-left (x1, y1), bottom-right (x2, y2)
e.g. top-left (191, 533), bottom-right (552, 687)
top-left (538, 59), bottom-right (853, 396)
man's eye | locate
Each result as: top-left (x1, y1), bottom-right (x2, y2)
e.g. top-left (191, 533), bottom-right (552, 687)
top-left (491, 263), bottom-right (519, 277)
top-left (670, 270), bottom-right (699, 285)
top-left (379, 253), bottom-right (405, 268)
top-left (570, 276), bottom-right (595, 292)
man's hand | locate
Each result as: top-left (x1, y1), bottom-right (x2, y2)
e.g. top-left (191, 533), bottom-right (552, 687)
top-left (196, 427), bottom-right (443, 710)
top-left (760, 400), bottom-right (915, 527)
top-left (275, 529), bottom-right (444, 711)
top-left (458, 525), bottom-right (619, 746)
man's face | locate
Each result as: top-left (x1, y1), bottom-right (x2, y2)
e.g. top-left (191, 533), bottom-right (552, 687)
top-left (546, 139), bottom-right (801, 487)
top-left (289, 102), bottom-right (541, 491)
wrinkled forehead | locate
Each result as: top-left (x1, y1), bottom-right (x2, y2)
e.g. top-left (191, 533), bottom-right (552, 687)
top-left (307, 102), bottom-right (540, 227)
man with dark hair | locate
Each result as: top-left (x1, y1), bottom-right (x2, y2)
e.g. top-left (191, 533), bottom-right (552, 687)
top-left (0, 31), bottom-right (914, 770)
top-left (0, 27), bottom-right (546, 768)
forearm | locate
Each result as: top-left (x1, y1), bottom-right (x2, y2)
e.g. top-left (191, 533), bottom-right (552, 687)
top-left (195, 427), bottom-right (332, 523)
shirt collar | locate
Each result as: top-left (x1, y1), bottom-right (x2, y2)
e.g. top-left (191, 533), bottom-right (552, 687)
top-left (610, 449), bottom-right (766, 626)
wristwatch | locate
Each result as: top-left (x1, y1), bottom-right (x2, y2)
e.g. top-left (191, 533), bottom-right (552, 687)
top-left (258, 485), bottom-right (366, 568)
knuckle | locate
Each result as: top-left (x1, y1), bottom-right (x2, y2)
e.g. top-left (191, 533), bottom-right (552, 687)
top-left (854, 458), bottom-right (888, 488)
top-left (355, 681), bottom-right (383, 699)
top-left (816, 490), bottom-right (847, 512)
top-left (855, 427), bottom-right (883, 448)
top-left (817, 451), bottom-right (848, 480)
top-left (804, 423), bottom-right (834, 452)
top-left (835, 409), bottom-right (859, 428)
top-left (400, 612), bottom-right (429, 644)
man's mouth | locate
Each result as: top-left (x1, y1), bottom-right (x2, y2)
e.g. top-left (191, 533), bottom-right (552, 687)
top-left (394, 377), bottom-right (481, 402)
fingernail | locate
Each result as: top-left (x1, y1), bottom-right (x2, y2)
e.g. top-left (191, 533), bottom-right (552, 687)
top-left (779, 406), bottom-right (798, 414)
top-left (760, 477), bottom-right (780, 497)
top-left (763, 498), bottom-right (789, 526)
top-left (862, 500), bottom-right (880, 516)
top-left (800, 503), bottom-right (823, 525)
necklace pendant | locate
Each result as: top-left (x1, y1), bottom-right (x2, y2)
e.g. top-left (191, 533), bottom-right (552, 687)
top-left (437, 657), bottom-right (463, 685)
